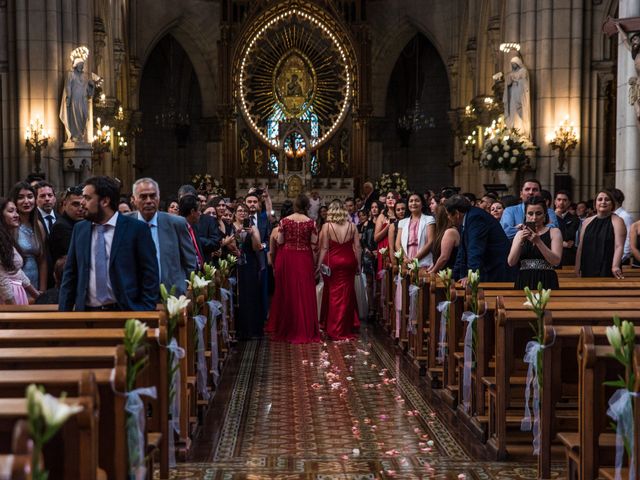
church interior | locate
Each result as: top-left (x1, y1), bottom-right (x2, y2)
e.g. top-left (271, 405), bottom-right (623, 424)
top-left (1, 0), bottom-right (640, 479)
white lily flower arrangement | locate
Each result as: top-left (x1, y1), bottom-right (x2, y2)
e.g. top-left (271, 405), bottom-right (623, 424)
top-left (438, 268), bottom-right (453, 301)
top-left (166, 294), bottom-right (191, 319)
top-left (394, 249), bottom-right (404, 267)
top-left (378, 247), bottom-right (388, 256)
top-left (27, 384), bottom-right (83, 480)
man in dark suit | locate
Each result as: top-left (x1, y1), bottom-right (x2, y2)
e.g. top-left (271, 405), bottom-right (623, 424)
top-left (554, 190), bottom-right (580, 266)
top-left (131, 177), bottom-right (197, 295)
top-left (245, 191), bottom-right (271, 318)
top-left (59, 176), bottom-right (159, 311)
top-left (178, 195), bottom-right (207, 272)
top-left (445, 194), bottom-right (513, 284)
top-left (177, 184), bottom-right (221, 259)
top-left (35, 181), bottom-right (58, 237)
top-left (49, 185), bottom-right (85, 264)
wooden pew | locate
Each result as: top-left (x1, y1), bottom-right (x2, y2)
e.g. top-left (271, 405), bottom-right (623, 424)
top-left (0, 420), bottom-right (35, 480)
top-left (0, 327), bottom-right (169, 479)
top-left (0, 380), bottom-right (99, 479)
top-left (491, 307), bottom-right (640, 461)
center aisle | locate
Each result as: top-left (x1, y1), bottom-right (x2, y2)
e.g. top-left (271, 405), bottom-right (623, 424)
top-left (170, 329), bottom-right (553, 479)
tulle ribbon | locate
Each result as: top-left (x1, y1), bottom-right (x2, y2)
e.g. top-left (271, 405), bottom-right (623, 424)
top-left (166, 338), bottom-right (185, 467)
top-left (378, 269), bottom-right (387, 320)
top-left (124, 386), bottom-right (157, 480)
top-left (607, 388), bottom-right (638, 480)
top-left (207, 300), bottom-right (222, 386)
top-left (220, 288), bottom-right (231, 344)
top-left (407, 284), bottom-right (420, 334)
top-left (521, 340), bottom-right (543, 454)
top-left (461, 311), bottom-right (477, 412)
top-left (436, 300), bottom-right (451, 363)
top-left (228, 277), bottom-right (237, 319)
top-left (193, 315), bottom-right (210, 401)
top-left (394, 274), bottom-right (403, 338)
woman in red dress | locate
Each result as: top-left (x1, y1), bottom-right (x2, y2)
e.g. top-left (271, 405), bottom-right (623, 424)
top-left (267, 195), bottom-right (321, 343)
top-left (317, 200), bottom-right (361, 340)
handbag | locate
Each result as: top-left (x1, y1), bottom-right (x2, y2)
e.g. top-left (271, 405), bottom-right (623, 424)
top-left (354, 272), bottom-right (368, 319)
top-left (316, 278), bottom-right (324, 322)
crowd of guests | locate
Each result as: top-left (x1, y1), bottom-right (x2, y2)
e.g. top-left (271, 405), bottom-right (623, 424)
top-left (0, 173), bottom-right (636, 344)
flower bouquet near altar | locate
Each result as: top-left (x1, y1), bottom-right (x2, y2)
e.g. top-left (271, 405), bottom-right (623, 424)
top-left (191, 173), bottom-right (226, 196)
top-left (375, 172), bottom-right (410, 197)
top-left (479, 118), bottom-right (533, 172)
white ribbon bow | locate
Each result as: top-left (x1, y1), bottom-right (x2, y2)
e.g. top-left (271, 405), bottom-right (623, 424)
top-left (166, 338), bottom-right (185, 467)
top-left (436, 300), bottom-right (451, 363)
top-left (220, 288), bottom-right (232, 344)
top-left (607, 388), bottom-right (638, 480)
top-left (521, 340), bottom-right (544, 454)
top-left (378, 269), bottom-right (387, 320)
top-left (193, 314), bottom-right (210, 401)
top-left (207, 300), bottom-right (223, 386)
top-left (407, 284), bottom-right (420, 334)
top-left (394, 274), bottom-right (403, 338)
top-left (125, 386), bottom-right (157, 480)
top-left (461, 311), bottom-right (478, 412)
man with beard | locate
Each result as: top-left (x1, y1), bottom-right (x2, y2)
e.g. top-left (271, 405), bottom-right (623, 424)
top-left (59, 176), bottom-right (159, 311)
top-left (245, 190), bottom-right (271, 321)
top-left (49, 185), bottom-right (85, 264)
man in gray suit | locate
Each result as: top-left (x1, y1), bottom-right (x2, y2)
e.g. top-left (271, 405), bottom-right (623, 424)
top-left (131, 178), bottom-right (197, 295)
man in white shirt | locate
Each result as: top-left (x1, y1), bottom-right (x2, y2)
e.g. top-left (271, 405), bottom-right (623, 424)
top-left (35, 181), bottom-right (57, 236)
top-left (613, 188), bottom-right (634, 263)
top-left (344, 197), bottom-right (359, 225)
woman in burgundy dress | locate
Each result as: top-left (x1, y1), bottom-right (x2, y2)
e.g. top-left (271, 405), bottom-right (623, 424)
top-left (267, 195), bottom-right (321, 343)
top-left (317, 200), bottom-right (362, 340)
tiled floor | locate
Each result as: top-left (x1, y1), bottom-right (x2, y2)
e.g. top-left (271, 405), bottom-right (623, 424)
top-left (161, 328), bottom-right (564, 479)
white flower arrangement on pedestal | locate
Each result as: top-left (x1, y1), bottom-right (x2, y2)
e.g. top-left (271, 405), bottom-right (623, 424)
top-left (479, 118), bottom-right (533, 172)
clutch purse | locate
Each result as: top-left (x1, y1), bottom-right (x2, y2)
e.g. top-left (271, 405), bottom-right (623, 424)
top-left (320, 264), bottom-right (331, 277)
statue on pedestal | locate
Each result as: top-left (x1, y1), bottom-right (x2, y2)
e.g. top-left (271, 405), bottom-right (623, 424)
top-left (59, 46), bottom-right (95, 143)
top-left (502, 56), bottom-right (531, 139)
top-left (616, 22), bottom-right (640, 124)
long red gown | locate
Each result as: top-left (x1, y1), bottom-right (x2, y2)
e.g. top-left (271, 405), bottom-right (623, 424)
top-left (266, 218), bottom-right (321, 344)
top-left (320, 226), bottom-right (359, 340)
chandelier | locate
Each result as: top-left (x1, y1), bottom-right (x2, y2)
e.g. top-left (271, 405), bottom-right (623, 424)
top-left (155, 37), bottom-right (190, 130)
top-left (397, 37), bottom-right (435, 132)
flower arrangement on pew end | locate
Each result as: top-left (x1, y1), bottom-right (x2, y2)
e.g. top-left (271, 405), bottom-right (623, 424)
top-left (479, 119), bottom-right (533, 172)
top-left (436, 268), bottom-right (454, 364)
top-left (406, 258), bottom-right (421, 286)
top-left (523, 282), bottom-right (552, 389)
top-left (604, 316), bottom-right (637, 463)
top-left (26, 384), bottom-right (83, 480)
top-left (160, 284), bottom-right (190, 405)
top-left (186, 271), bottom-right (211, 317)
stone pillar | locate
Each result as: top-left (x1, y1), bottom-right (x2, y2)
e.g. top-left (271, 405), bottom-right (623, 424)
top-left (616, 0), bottom-right (640, 218)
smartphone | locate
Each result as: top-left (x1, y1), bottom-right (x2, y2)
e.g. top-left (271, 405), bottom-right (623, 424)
top-left (525, 221), bottom-right (536, 231)
top-left (243, 218), bottom-right (251, 229)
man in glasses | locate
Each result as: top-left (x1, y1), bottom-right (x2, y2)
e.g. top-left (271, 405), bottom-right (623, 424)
top-left (49, 185), bottom-right (86, 264)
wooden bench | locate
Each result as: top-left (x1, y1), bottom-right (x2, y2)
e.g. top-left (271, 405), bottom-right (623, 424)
top-left (492, 308), bottom-right (640, 461)
top-left (0, 381), bottom-right (99, 479)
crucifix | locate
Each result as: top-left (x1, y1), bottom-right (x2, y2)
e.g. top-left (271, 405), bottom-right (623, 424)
top-left (603, 16), bottom-right (640, 126)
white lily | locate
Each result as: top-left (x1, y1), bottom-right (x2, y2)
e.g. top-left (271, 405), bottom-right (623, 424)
top-left (467, 269), bottom-right (480, 286)
top-left (39, 393), bottom-right (83, 428)
top-left (226, 255), bottom-right (238, 266)
top-left (606, 325), bottom-right (622, 350)
top-left (166, 295), bottom-right (191, 317)
top-left (437, 268), bottom-right (452, 282)
top-left (394, 249), bottom-right (404, 259)
top-left (187, 274), bottom-right (211, 290)
top-left (378, 247), bottom-right (388, 256)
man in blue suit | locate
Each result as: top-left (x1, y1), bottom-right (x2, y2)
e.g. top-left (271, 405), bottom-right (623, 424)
top-left (245, 191), bottom-right (271, 321)
top-left (445, 194), bottom-right (513, 284)
top-left (59, 176), bottom-right (159, 311)
top-left (500, 178), bottom-right (557, 240)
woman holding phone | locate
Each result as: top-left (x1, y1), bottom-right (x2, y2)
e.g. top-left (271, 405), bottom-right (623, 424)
top-left (508, 196), bottom-right (562, 289)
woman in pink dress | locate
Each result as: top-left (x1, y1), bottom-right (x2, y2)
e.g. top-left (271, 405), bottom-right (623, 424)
top-left (267, 195), bottom-right (321, 343)
top-left (0, 198), bottom-right (41, 304)
top-left (317, 200), bottom-right (361, 340)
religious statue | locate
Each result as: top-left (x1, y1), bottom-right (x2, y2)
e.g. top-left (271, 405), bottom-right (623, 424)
top-left (253, 148), bottom-right (264, 176)
top-left (286, 74), bottom-right (304, 97)
top-left (239, 130), bottom-right (250, 176)
top-left (59, 46), bottom-right (95, 143)
top-left (616, 22), bottom-right (640, 124)
top-left (502, 56), bottom-right (531, 139)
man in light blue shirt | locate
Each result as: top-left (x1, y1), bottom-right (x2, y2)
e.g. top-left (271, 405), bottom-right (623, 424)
top-left (500, 178), bottom-right (557, 240)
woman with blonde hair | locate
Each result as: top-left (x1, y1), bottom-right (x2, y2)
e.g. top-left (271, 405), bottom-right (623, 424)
top-left (317, 200), bottom-right (361, 340)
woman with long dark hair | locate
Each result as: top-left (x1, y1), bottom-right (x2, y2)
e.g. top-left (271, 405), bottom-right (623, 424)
top-left (428, 205), bottom-right (460, 273)
top-left (0, 198), bottom-right (41, 304)
top-left (11, 182), bottom-right (47, 290)
top-left (374, 191), bottom-right (398, 272)
top-left (395, 194), bottom-right (436, 267)
top-left (267, 194), bottom-right (320, 343)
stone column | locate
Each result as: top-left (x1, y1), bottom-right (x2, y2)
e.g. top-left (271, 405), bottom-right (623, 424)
top-left (616, 0), bottom-right (640, 218)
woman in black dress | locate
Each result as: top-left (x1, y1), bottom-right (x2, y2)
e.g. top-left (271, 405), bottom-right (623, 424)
top-left (508, 196), bottom-right (562, 289)
top-left (575, 190), bottom-right (626, 278)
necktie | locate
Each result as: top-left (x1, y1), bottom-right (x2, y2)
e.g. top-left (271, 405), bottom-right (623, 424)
top-left (45, 215), bottom-right (54, 234)
top-left (250, 215), bottom-right (256, 227)
top-left (188, 224), bottom-right (204, 268)
top-left (94, 224), bottom-right (109, 304)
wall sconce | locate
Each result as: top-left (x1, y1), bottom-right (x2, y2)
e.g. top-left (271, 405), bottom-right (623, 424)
top-left (547, 117), bottom-right (578, 172)
top-left (24, 117), bottom-right (50, 174)
top-left (92, 117), bottom-right (111, 153)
